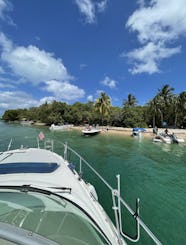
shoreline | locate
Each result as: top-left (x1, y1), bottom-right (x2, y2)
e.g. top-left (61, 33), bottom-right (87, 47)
top-left (73, 126), bottom-right (186, 140)
top-left (2, 121), bottom-right (185, 140)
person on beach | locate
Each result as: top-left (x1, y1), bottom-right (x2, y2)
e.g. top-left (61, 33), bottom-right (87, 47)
top-left (153, 126), bottom-right (158, 135)
top-left (165, 128), bottom-right (168, 135)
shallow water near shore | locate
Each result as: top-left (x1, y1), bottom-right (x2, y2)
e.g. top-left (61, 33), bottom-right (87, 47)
top-left (0, 121), bottom-right (186, 245)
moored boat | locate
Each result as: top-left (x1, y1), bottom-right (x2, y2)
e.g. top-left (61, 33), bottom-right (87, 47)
top-left (170, 133), bottom-right (185, 143)
top-left (0, 136), bottom-right (162, 245)
top-left (131, 128), bottom-right (146, 137)
top-left (49, 123), bottom-right (73, 131)
top-left (153, 133), bottom-right (172, 144)
top-left (153, 132), bottom-right (185, 144)
top-left (20, 120), bottom-right (33, 125)
top-left (82, 125), bottom-right (101, 135)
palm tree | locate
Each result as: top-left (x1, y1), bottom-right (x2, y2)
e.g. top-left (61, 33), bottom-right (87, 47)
top-left (156, 84), bottom-right (174, 126)
top-left (176, 92), bottom-right (186, 127)
top-left (147, 93), bottom-right (165, 127)
top-left (148, 96), bottom-right (159, 128)
top-left (95, 92), bottom-right (111, 125)
top-left (178, 91), bottom-right (186, 110)
top-left (158, 84), bottom-right (174, 106)
top-left (123, 94), bottom-right (138, 108)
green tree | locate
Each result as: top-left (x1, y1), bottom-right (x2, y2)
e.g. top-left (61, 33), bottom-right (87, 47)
top-left (147, 96), bottom-right (161, 128)
top-left (177, 92), bottom-right (186, 128)
top-left (122, 106), bottom-right (147, 128)
top-left (2, 110), bottom-right (20, 121)
top-left (123, 94), bottom-right (138, 108)
top-left (94, 92), bottom-right (111, 125)
top-left (158, 84), bottom-right (174, 106)
top-left (109, 107), bottom-right (123, 126)
top-left (157, 84), bottom-right (174, 126)
top-left (37, 102), bottom-right (52, 124)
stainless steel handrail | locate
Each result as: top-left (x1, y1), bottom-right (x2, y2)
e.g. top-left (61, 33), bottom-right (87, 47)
top-left (61, 141), bottom-right (162, 245)
top-left (4, 137), bottom-right (162, 244)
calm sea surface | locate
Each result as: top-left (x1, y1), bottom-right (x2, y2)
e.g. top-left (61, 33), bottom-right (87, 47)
top-left (0, 121), bottom-right (186, 245)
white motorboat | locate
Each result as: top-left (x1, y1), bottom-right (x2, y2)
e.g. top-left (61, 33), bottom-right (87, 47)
top-left (153, 133), bottom-right (172, 144)
top-left (152, 137), bottom-right (162, 143)
top-left (170, 134), bottom-right (185, 144)
top-left (0, 137), bottom-right (161, 245)
top-left (131, 128), bottom-right (146, 137)
top-left (82, 126), bottom-right (101, 135)
top-left (20, 120), bottom-right (33, 126)
top-left (49, 123), bottom-right (73, 131)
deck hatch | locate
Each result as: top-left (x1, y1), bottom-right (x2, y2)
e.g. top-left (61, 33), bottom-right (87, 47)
top-left (0, 162), bottom-right (59, 174)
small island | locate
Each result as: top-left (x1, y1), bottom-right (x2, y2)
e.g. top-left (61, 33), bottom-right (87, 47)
top-left (1, 85), bottom-right (186, 140)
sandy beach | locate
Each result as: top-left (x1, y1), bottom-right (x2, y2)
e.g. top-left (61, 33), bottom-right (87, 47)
top-left (73, 126), bottom-right (186, 140)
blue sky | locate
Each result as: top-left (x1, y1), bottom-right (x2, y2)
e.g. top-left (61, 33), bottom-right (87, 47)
top-left (0, 0), bottom-right (186, 115)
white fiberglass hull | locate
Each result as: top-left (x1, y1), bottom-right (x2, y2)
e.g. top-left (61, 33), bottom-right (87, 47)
top-left (82, 129), bottom-right (101, 135)
top-left (0, 147), bottom-right (125, 245)
top-left (50, 124), bottom-right (73, 131)
top-left (0, 137), bottom-right (162, 245)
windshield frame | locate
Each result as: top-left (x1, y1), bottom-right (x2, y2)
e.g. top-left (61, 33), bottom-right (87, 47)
top-left (0, 222), bottom-right (59, 245)
top-left (0, 185), bottom-right (112, 245)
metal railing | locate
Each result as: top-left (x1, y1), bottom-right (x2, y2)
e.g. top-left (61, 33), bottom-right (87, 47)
top-left (62, 141), bottom-right (162, 245)
top-left (5, 138), bottom-right (162, 244)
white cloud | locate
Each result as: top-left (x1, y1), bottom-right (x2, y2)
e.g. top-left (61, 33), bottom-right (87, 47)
top-left (97, 0), bottom-right (107, 13)
top-left (125, 0), bottom-right (186, 74)
top-left (125, 42), bottom-right (181, 74)
top-left (0, 0), bottom-right (7, 19)
top-left (0, 90), bottom-right (39, 110)
top-left (75, 0), bottom-right (107, 24)
top-left (127, 0), bottom-right (186, 43)
top-left (0, 82), bottom-right (15, 88)
top-left (35, 36), bottom-right (40, 41)
top-left (75, 0), bottom-right (95, 24)
top-left (0, 32), bottom-right (12, 53)
top-left (44, 80), bottom-right (85, 101)
top-left (39, 96), bottom-right (56, 105)
top-left (0, 0), bottom-right (15, 25)
top-left (0, 66), bottom-right (5, 74)
top-left (87, 95), bottom-right (93, 101)
top-left (100, 76), bottom-right (117, 88)
top-left (80, 63), bottom-right (87, 69)
top-left (0, 33), bottom-right (72, 84)
top-left (96, 90), bottom-right (104, 96)
top-left (0, 33), bottom-right (85, 106)
top-left (137, 0), bottom-right (145, 8)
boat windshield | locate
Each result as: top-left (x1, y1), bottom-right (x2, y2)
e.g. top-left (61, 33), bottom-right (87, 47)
top-left (0, 189), bottom-right (109, 245)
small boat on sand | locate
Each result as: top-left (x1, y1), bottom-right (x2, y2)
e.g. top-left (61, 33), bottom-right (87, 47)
top-left (153, 132), bottom-right (185, 144)
top-left (49, 123), bottom-right (73, 131)
top-left (131, 128), bottom-right (146, 137)
top-left (82, 125), bottom-right (101, 136)
top-left (170, 133), bottom-right (185, 143)
top-left (153, 133), bottom-right (172, 144)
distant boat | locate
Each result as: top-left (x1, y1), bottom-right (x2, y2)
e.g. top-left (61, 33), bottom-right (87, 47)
top-left (169, 133), bottom-right (185, 143)
top-left (20, 120), bottom-right (33, 126)
top-left (82, 125), bottom-right (101, 136)
top-left (49, 123), bottom-right (73, 131)
top-left (153, 133), bottom-right (172, 144)
top-left (132, 128), bottom-right (146, 137)
top-left (153, 132), bottom-right (185, 144)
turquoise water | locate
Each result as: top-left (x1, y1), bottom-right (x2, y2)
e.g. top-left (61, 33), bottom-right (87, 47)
top-left (0, 121), bottom-right (186, 245)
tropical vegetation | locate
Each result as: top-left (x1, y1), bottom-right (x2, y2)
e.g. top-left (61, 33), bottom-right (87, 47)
top-left (2, 85), bottom-right (186, 129)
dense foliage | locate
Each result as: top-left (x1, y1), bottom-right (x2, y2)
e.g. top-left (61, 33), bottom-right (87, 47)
top-left (2, 85), bottom-right (186, 128)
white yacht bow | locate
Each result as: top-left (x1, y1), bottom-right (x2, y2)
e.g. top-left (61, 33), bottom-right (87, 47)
top-left (0, 137), bottom-right (162, 245)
